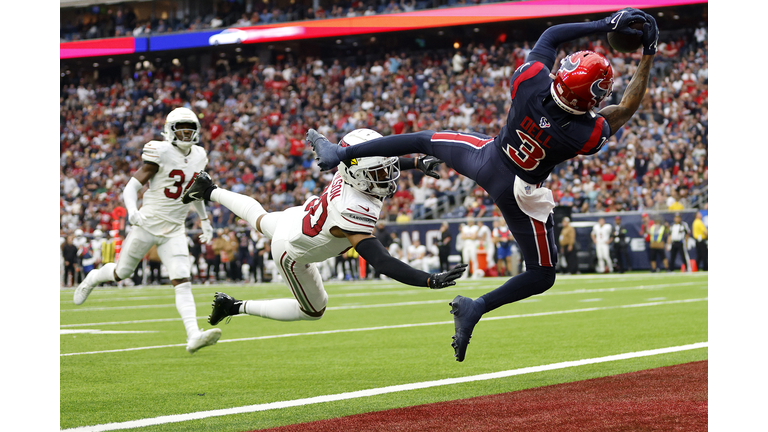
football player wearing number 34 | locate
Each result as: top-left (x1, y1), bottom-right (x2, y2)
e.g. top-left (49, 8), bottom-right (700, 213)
top-left (309, 8), bottom-right (658, 362)
top-left (181, 128), bottom-right (467, 327)
top-left (73, 107), bottom-right (222, 355)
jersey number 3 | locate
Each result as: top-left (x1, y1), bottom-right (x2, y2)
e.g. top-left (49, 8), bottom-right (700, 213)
top-left (165, 170), bottom-right (198, 199)
top-left (302, 193), bottom-right (329, 237)
top-left (506, 130), bottom-right (546, 171)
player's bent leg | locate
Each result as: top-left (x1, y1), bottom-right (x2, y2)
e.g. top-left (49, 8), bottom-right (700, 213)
top-left (157, 235), bottom-right (220, 353)
top-left (209, 188), bottom-right (267, 230)
top-left (73, 262), bottom-right (117, 305)
top-left (114, 227), bottom-right (155, 281)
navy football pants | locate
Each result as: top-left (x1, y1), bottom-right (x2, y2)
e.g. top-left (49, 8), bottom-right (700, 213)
top-left (345, 130), bottom-right (558, 312)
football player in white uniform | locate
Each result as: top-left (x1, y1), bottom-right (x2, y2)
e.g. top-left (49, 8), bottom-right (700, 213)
top-left (73, 107), bottom-right (222, 354)
top-left (181, 128), bottom-right (467, 325)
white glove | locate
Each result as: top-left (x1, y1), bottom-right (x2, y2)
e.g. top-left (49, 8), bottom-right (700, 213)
top-left (129, 210), bottom-right (147, 227)
top-left (199, 219), bottom-right (213, 244)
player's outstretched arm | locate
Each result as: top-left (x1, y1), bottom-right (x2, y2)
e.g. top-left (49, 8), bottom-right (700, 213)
top-left (308, 129), bottom-right (437, 171)
top-left (598, 13), bottom-right (658, 136)
top-left (348, 233), bottom-right (467, 288)
top-left (398, 156), bottom-right (444, 179)
top-left (527, 8), bottom-right (646, 69)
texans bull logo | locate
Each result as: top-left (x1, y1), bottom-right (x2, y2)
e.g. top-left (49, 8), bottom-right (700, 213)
top-left (590, 79), bottom-right (612, 102)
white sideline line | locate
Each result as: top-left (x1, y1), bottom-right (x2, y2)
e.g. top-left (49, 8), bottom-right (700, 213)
top-left (60, 281), bottom-right (706, 314)
top-left (61, 298), bottom-right (707, 356)
top-left (61, 341), bottom-right (708, 432)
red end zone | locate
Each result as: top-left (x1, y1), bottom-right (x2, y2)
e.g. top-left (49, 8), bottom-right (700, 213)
top-left (259, 361), bottom-right (707, 431)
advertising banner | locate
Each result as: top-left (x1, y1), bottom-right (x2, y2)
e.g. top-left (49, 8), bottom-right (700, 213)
top-left (382, 209), bottom-right (703, 273)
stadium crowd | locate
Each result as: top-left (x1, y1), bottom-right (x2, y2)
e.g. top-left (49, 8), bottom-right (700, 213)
top-left (61, 0), bottom-right (509, 41)
top-left (60, 18), bottom-right (707, 283)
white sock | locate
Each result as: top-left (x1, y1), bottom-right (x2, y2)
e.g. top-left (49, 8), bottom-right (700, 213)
top-left (174, 282), bottom-right (200, 340)
top-left (210, 188), bottom-right (267, 228)
top-left (85, 263), bottom-right (117, 286)
top-left (241, 299), bottom-right (308, 321)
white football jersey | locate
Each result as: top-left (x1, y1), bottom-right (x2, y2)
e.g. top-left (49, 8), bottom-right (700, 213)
top-left (279, 172), bottom-right (382, 263)
top-left (138, 140), bottom-right (208, 236)
top-left (592, 223), bottom-right (613, 245)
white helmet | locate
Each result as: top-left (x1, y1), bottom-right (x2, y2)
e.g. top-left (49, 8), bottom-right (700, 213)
top-left (337, 129), bottom-right (400, 199)
top-left (92, 229), bottom-right (103, 239)
top-left (162, 107), bottom-right (200, 152)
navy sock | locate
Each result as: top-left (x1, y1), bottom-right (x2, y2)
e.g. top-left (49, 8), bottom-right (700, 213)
top-left (479, 266), bottom-right (556, 313)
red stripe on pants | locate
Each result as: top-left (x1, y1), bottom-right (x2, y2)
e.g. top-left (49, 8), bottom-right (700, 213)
top-left (431, 132), bottom-right (492, 148)
top-left (532, 219), bottom-right (552, 267)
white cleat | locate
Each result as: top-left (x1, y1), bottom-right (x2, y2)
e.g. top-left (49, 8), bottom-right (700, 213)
top-left (73, 281), bottom-right (95, 305)
top-left (186, 328), bottom-right (222, 354)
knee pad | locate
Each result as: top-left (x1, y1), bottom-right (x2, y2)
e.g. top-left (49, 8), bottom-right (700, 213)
top-left (115, 264), bottom-right (135, 281)
top-left (166, 255), bottom-right (191, 281)
top-left (300, 307), bottom-right (325, 321)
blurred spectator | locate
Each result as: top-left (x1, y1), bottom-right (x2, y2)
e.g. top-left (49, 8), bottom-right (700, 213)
top-left (62, 236), bottom-right (79, 287)
top-left (648, 217), bottom-right (670, 273)
top-left (147, 245), bottom-right (162, 285)
top-left (251, 228), bottom-right (269, 282)
top-left (459, 217), bottom-right (479, 278)
top-left (692, 211), bottom-right (708, 271)
top-left (559, 217), bottom-right (578, 275)
top-left (668, 213), bottom-right (690, 272)
top-left (611, 216), bottom-right (631, 273)
top-left (437, 221), bottom-right (452, 272)
top-left (591, 217), bottom-right (613, 274)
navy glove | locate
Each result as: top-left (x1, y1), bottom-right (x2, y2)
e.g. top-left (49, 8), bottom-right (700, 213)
top-left (416, 156), bottom-right (444, 179)
top-left (598, 8), bottom-right (646, 35)
top-left (428, 264), bottom-right (468, 289)
top-left (642, 13), bottom-right (659, 55)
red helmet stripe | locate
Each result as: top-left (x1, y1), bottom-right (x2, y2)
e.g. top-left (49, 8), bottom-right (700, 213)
top-left (511, 61), bottom-right (544, 99)
top-left (577, 116), bottom-right (607, 155)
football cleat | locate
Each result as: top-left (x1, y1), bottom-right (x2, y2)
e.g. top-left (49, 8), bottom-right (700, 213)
top-left (449, 295), bottom-right (483, 362)
top-left (307, 129), bottom-right (343, 171)
top-left (182, 171), bottom-right (215, 204)
top-left (73, 280), bottom-right (95, 305)
top-left (209, 292), bottom-right (242, 325)
top-left (186, 328), bottom-right (222, 354)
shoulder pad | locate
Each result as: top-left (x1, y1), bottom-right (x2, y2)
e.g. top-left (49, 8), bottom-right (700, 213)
top-left (142, 140), bottom-right (166, 164)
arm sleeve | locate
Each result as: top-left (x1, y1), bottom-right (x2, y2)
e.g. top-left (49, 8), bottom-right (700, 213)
top-left (123, 177), bottom-right (143, 214)
top-left (397, 157), bottom-right (418, 171)
top-left (192, 200), bottom-right (208, 219)
top-left (355, 237), bottom-right (430, 287)
top-left (527, 21), bottom-right (603, 70)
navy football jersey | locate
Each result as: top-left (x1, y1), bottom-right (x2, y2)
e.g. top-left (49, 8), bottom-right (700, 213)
top-left (495, 60), bottom-right (611, 185)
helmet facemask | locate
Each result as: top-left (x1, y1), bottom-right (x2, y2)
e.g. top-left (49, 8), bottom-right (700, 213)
top-left (163, 108), bottom-right (200, 152)
top-left (343, 156), bottom-right (401, 199)
top-left (171, 121), bottom-right (199, 149)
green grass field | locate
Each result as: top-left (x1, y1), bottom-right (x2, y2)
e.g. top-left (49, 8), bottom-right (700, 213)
top-left (60, 272), bottom-right (708, 431)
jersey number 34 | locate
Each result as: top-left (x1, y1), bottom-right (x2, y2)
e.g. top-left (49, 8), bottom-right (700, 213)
top-left (165, 170), bottom-right (199, 200)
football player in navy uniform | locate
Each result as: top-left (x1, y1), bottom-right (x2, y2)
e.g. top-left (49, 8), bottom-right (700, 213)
top-left (308, 8), bottom-right (658, 362)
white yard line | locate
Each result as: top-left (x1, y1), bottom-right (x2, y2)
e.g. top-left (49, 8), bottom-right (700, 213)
top-left (61, 298), bottom-right (707, 356)
top-left (61, 281), bottom-right (706, 314)
top-left (61, 341), bottom-right (708, 432)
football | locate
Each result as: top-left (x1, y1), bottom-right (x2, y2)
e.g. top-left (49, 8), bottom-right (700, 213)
top-left (607, 21), bottom-right (645, 53)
